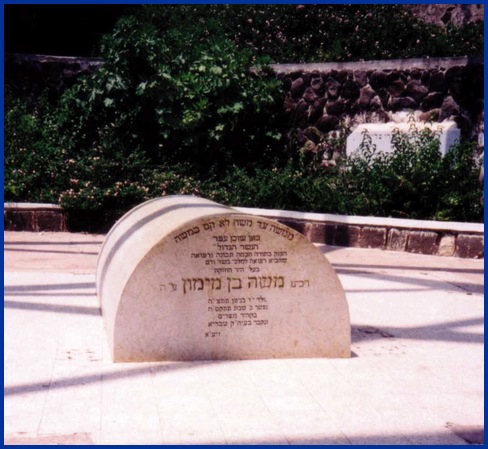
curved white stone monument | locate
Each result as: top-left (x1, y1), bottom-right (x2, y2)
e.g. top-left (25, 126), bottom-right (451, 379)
top-left (97, 196), bottom-right (350, 361)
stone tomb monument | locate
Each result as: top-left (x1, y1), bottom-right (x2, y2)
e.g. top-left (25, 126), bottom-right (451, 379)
top-left (96, 196), bottom-right (350, 361)
top-left (346, 121), bottom-right (460, 157)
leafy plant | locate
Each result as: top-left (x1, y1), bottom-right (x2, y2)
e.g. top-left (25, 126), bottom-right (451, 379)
top-left (4, 88), bottom-right (68, 203)
top-left (4, 5), bottom-right (483, 224)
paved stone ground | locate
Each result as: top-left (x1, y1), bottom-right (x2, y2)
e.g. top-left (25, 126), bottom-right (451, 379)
top-left (4, 231), bottom-right (484, 445)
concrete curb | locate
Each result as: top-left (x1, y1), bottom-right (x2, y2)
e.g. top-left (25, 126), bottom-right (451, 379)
top-left (4, 203), bottom-right (484, 259)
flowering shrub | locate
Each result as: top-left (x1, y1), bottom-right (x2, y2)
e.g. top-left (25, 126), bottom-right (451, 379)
top-left (4, 90), bottom-right (68, 203)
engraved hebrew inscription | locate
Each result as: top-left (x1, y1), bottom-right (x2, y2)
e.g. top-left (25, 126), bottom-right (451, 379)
top-left (165, 217), bottom-right (309, 338)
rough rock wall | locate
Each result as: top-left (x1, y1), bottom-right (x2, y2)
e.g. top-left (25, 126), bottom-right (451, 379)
top-left (275, 57), bottom-right (484, 152)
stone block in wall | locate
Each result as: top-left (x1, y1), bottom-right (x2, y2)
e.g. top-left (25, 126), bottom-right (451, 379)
top-left (440, 96), bottom-right (460, 120)
top-left (406, 231), bottom-right (439, 255)
top-left (389, 96), bottom-right (418, 111)
top-left (354, 70), bottom-right (368, 87)
top-left (309, 99), bottom-right (327, 124)
top-left (348, 99), bottom-right (360, 115)
top-left (4, 210), bottom-right (36, 231)
top-left (388, 80), bottom-right (406, 97)
top-left (284, 93), bottom-right (295, 114)
top-left (304, 223), bottom-right (336, 245)
top-left (438, 234), bottom-right (456, 257)
top-left (326, 78), bottom-right (341, 99)
top-left (37, 211), bottom-right (67, 232)
top-left (326, 99), bottom-right (347, 115)
top-left (369, 71), bottom-right (389, 90)
top-left (455, 234), bottom-right (484, 259)
top-left (370, 96), bottom-right (386, 112)
top-left (334, 225), bottom-right (360, 247)
top-left (291, 78), bottom-right (305, 99)
top-left (421, 70), bottom-right (431, 86)
top-left (449, 79), bottom-right (463, 103)
top-left (405, 80), bottom-right (429, 103)
top-left (453, 113), bottom-right (474, 138)
top-left (419, 108), bottom-right (441, 122)
top-left (445, 65), bottom-right (463, 91)
top-left (445, 65), bottom-right (464, 79)
top-left (428, 70), bottom-right (448, 93)
top-left (342, 80), bottom-right (360, 100)
top-left (386, 71), bottom-right (401, 82)
top-left (330, 69), bottom-right (348, 83)
top-left (302, 73), bottom-right (312, 87)
top-left (358, 85), bottom-right (376, 107)
top-left (359, 227), bottom-right (387, 249)
top-left (387, 228), bottom-right (408, 252)
top-left (294, 100), bottom-right (309, 127)
top-left (409, 68), bottom-right (422, 80)
top-left (290, 70), bottom-right (302, 80)
top-left (311, 77), bottom-right (325, 95)
top-left (324, 224), bottom-right (337, 245)
top-left (277, 219), bottom-right (306, 235)
top-left (303, 87), bottom-right (317, 104)
top-left (316, 115), bottom-right (339, 133)
top-left (377, 88), bottom-right (390, 108)
top-left (421, 92), bottom-right (445, 111)
top-left (281, 76), bottom-right (292, 91)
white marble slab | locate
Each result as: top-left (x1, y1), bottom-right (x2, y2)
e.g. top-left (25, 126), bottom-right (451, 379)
top-left (346, 121), bottom-right (461, 157)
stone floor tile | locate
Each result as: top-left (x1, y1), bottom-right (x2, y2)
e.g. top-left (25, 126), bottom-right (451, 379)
top-left (4, 234), bottom-right (484, 445)
top-left (159, 411), bottom-right (226, 445)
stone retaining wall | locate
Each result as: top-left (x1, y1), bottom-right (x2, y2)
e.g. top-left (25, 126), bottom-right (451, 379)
top-left (235, 207), bottom-right (484, 259)
top-left (274, 56), bottom-right (484, 150)
top-left (279, 220), bottom-right (483, 259)
top-left (4, 203), bottom-right (67, 232)
top-left (5, 203), bottom-right (483, 259)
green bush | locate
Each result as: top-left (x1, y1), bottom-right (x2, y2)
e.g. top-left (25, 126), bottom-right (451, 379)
top-left (201, 126), bottom-right (483, 223)
top-left (39, 11), bottom-right (286, 212)
top-left (4, 5), bottom-right (483, 223)
top-left (331, 125), bottom-right (484, 221)
top-left (4, 89), bottom-right (68, 203)
top-left (203, 4), bottom-right (483, 62)
top-left (55, 13), bottom-right (285, 174)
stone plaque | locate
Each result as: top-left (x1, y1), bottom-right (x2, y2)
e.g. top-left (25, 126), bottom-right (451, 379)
top-left (97, 196), bottom-right (350, 361)
top-left (346, 121), bottom-right (460, 157)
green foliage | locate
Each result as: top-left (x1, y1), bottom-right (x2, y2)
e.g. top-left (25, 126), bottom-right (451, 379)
top-left (201, 125), bottom-right (483, 223)
top-left (4, 5), bottom-right (483, 223)
top-left (343, 127), bottom-right (446, 218)
top-left (437, 140), bottom-right (484, 221)
top-left (56, 13), bottom-right (285, 175)
top-left (38, 9), bottom-right (285, 210)
top-left (199, 4), bottom-right (483, 62)
top-left (330, 125), bottom-right (483, 221)
top-left (4, 88), bottom-right (68, 203)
